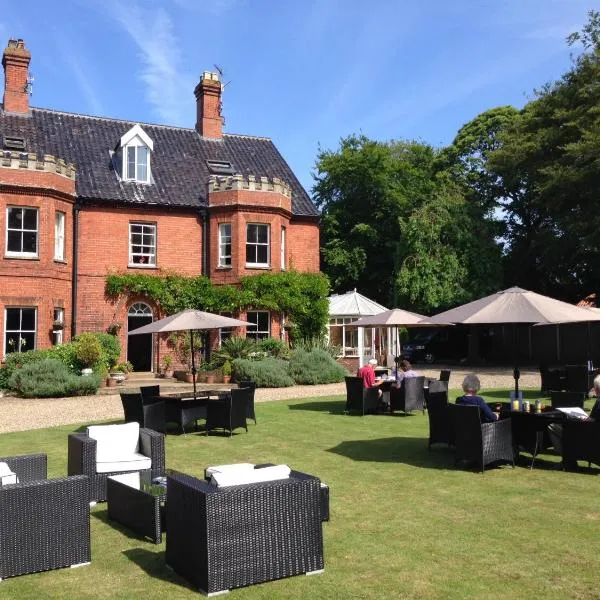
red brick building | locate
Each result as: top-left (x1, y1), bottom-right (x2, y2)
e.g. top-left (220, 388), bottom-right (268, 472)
top-left (0, 39), bottom-right (320, 371)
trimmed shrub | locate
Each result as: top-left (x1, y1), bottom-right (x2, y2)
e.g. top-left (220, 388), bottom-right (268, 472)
top-left (0, 349), bottom-right (54, 389)
top-left (256, 337), bottom-right (289, 359)
top-left (7, 359), bottom-right (100, 398)
top-left (288, 349), bottom-right (348, 385)
top-left (232, 358), bottom-right (294, 388)
top-left (73, 333), bottom-right (103, 369)
top-left (94, 333), bottom-right (121, 370)
top-left (292, 338), bottom-right (341, 360)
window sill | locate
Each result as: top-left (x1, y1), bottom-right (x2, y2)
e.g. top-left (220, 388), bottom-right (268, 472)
top-left (216, 266), bottom-right (232, 271)
top-left (53, 259), bottom-right (67, 264)
top-left (128, 264), bottom-right (158, 269)
top-left (245, 264), bottom-right (271, 270)
top-left (4, 254), bottom-right (39, 261)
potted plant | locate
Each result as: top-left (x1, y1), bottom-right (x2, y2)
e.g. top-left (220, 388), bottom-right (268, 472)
top-left (222, 360), bottom-right (232, 384)
top-left (106, 322), bottom-right (122, 336)
top-left (75, 333), bottom-right (102, 376)
top-left (161, 354), bottom-right (174, 378)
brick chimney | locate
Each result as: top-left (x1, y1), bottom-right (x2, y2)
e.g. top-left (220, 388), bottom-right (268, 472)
top-left (2, 39), bottom-right (31, 114)
top-left (194, 71), bottom-right (223, 139)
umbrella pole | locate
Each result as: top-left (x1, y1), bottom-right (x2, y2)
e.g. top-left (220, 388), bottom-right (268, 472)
top-left (190, 329), bottom-right (197, 400)
top-left (513, 325), bottom-right (520, 395)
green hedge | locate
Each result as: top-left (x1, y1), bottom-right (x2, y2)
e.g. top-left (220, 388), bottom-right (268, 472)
top-left (232, 358), bottom-right (295, 388)
top-left (7, 359), bottom-right (100, 398)
top-left (288, 349), bottom-right (348, 385)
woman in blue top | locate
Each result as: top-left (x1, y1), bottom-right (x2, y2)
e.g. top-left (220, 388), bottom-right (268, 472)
top-left (456, 373), bottom-right (498, 423)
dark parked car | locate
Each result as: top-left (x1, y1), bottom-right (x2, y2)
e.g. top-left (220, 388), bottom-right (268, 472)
top-left (402, 329), bottom-right (469, 364)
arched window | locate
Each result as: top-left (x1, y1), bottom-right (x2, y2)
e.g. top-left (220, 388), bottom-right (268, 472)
top-left (128, 302), bottom-right (153, 317)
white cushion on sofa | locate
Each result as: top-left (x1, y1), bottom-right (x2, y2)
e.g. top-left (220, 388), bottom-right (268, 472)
top-left (211, 464), bottom-right (291, 488)
top-left (206, 463), bottom-right (255, 477)
top-left (96, 453), bottom-right (152, 474)
top-left (0, 462), bottom-right (17, 485)
top-left (87, 422), bottom-right (140, 462)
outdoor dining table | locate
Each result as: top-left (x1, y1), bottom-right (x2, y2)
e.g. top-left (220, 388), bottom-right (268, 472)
top-left (155, 390), bottom-right (233, 433)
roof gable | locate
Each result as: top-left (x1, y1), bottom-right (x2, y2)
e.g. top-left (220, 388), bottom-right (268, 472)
top-left (120, 124), bottom-right (154, 151)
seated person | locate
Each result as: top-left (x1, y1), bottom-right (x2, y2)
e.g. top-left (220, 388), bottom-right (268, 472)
top-left (357, 358), bottom-right (384, 389)
top-left (396, 359), bottom-right (420, 383)
top-left (548, 374), bottom-right (600, 466)
top-left (455, 373), bottom-right (498, 423)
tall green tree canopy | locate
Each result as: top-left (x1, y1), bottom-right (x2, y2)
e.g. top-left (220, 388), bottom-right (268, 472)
top-left (313, 135), bottom-right (502, 312)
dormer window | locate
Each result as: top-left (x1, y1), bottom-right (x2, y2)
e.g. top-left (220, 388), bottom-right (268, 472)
top-left (119, 124), bottom-right (153, 183)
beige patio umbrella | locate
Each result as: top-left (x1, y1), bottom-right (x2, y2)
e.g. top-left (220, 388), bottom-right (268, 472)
top-left (350, 308), bottom-right (447, 369)
top-left (129, 309), bottom-right (250, 399)
top-left (430, 286), bottom-right (600, 392)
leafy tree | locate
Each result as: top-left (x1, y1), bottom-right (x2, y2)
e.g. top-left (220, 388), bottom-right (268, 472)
top-left (314, 135), bottom-right (502, 311)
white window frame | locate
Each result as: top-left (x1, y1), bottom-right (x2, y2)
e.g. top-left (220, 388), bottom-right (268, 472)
top-left (129, 222), bottom-right (157, 267)
top-left (218, 223), bottom-right (232, 268)
top-left (281, 226), bottom-right (286, 271)
top-left (54, 211), bottom-right (65, 261)
top-left (4, 307), bottom-right (37, 356)
top-left (245, 223), bottom-right (270, 268)
top-left (5, 206), bottom-right (39, 258)
top-left (246, 311), bottom-right (270, 341)
top-left (120, 124), bottom-right (153, 184)
top-left (53, 307), bottom-right (64, 345)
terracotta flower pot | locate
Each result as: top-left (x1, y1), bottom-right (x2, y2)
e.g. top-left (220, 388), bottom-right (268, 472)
top-left (206, 373), bottom-right (216, 384)
top-left (106, 377), bottom-right (117, 388)
top-left (222, 375), bottom-right (231, 384)
top-left (184, 372), bottom-right (195, 384)
top-left (164, 369), bottom-right (174, 379)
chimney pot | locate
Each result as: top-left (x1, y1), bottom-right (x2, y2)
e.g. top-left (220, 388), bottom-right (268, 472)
top-left (194, 71), bottom-right (223, 139)
top-left (2, 37), bottom-right (31, 114)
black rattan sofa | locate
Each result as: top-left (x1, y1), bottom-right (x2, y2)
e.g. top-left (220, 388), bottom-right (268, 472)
top-left (165, 468), bottom-right (325, 595)
top-left (68, 424), bottom-right (165, 502)
top-left (0, 453), bottom-right (90, 580)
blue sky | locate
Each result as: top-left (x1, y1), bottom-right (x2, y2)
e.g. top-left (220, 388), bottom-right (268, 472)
top-left (0, 0), bottom-right (592, 192)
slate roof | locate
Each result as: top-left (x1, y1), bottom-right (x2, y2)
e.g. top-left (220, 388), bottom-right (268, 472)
top-left (0, 107), bottom-right (319, 217)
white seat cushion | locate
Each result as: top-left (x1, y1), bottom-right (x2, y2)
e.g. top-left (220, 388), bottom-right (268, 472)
top-left (0, 462), bottom-right (17, 485)
top-left (96, 453), bottom-right (152, 474)
top-left (87, 422), bottom-right (140, 462)
top-left (211, 464), bottom-right (291, 487)
top-left (205, 463), bottom-right (255, 477)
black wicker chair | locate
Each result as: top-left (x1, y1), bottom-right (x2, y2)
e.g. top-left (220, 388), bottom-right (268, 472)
top-left (0, 453), bottom-right (90, 580)
top-left (562, 418), bottom-right (600, 469)
top-left (390, 376), bottom-right (426, 414)
top-left (165, 468), bottom-right (325, 595)
top-left (565, 365), bottom-right (591, 396)
top-left (426, 387), bottom-right (453, 450)
top-left (439, 370), bottom-right (451, 383)
top-left (237, 380), bottom-right (257, 424)
top-left (344, 376), bottom-right (380, 415)
top-left (510, 412), bottom-right (554, 469)
top-left (68, 426), bottom-right (165, 502)
top-left (449, 404), bottom-right (514, 472)
top-left (140, 385), bottom-right (161, 404)
top-left (120, 392), bottom-right (166, 432)
top-left (205, 388), bottom-right (249, 436)
top-left (550, 390), bottom-right (585, 409)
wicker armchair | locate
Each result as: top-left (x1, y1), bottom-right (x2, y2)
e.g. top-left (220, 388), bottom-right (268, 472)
top-left (237, 380), bottom-right (257, 424)
top-left (0, 453), bottom-right (90, 580)
top-left (449, 404), bottom-right (514, 472)
top-left (165, 468), bottom-right (324, 595)
top-left (344, 376), bottom-right (380, 415)
top-left (390, 376), bottom-right (425, 414)
top-left (120, 392), bottom-right (166, 432)
top-left (68, 424), bottom-right (165, 502)
top-left (510, 412), bottom-right (555, 468)
top-left (562, 419), bottom-right (600, 469)
top-left (205, 388), bottom-right (249, 436)
top-left (426, 388), bottom-right (452, 450)
top-left (439, 370), bottom-right (451, 383)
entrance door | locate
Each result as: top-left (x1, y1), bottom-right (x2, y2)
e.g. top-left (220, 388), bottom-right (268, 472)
top-left (127, 303), bottom-right (153, 372)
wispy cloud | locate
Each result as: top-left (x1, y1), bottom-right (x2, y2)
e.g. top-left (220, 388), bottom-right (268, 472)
top-left (54, 34), bottom-right (105, 115)
top-left (109, 1), bottom-right (193, 125)
top-left (170, 0), bottom-right (243, 15)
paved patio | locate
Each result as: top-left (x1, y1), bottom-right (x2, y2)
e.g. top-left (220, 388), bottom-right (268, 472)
top-left (0, 365), bottom-right (540, 434)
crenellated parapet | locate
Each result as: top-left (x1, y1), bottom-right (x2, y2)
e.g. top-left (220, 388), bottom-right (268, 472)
top-left (0, 151), bottom-right (76, 180)
top-left (208, 174), bottom-right (291, 198)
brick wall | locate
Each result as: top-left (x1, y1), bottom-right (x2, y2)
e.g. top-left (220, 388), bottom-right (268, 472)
top-left (0, 175), bottom-right (75, 354)
top-left (288, 218), bottom-right (320, 272)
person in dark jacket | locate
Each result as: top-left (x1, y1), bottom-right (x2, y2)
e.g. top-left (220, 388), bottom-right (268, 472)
top-left (455, 373), bottom-right (498, 423)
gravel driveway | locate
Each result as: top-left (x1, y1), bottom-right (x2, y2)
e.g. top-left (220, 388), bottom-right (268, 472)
top-left (0, 366), bottom-right (540, 434)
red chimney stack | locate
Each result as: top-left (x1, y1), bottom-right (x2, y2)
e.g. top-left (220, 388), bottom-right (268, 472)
top-left (2, 38), bottom-right (31, 114)
top-left (194, 71), bottom-right (223, 139)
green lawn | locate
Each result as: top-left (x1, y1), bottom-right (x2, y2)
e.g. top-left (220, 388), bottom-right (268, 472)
top-left (1, 389), bottom-right (599, 599)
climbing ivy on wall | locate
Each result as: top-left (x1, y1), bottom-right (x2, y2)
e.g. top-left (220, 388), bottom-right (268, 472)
top-left (105, 271), bottom-right (330, 342)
